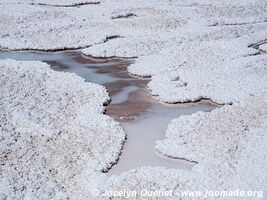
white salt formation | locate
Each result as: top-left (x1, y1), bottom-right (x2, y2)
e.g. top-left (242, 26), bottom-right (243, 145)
top-left (0, 59), bottom-right (125, 199)
top-left (0, 0), bottom-right (266, 199)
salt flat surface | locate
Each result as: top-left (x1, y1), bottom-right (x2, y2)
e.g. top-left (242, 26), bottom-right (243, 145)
top-left (95, 99), bottom-right (267, 199)
top-left (0, 50), bottom-right (214, 178)
top-left (0, 0), bottom-right (267, 199)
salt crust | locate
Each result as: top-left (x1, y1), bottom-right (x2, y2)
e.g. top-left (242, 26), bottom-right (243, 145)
top-left (0, 0), bottom-right (267, 199)
top-left (0, 59), bottom-right (125, 199)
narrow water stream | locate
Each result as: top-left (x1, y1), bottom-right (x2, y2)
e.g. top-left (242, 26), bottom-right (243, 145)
top-left (0, 50), bottom-right (217, 175)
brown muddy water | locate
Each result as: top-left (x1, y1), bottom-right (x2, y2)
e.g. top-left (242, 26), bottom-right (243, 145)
top-left (0, 50), bottom-right (217, 175)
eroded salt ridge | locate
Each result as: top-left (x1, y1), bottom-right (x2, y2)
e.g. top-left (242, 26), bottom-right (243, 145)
top-left (0, 59), bottom-right (125, 199)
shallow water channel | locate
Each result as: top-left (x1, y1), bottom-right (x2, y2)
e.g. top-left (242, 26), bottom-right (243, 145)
top-left (0, 50), bottom-right (217, 175)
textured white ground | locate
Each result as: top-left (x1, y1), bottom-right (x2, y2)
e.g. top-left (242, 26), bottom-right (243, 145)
top-left (0, 59), bottom-right (125, 199)
top-left (89, 99), bottom-right (267, 199)
top-left (259, 44), bottom-right (267, 52)
top-left (0, 0), bottom-right (267, 199)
